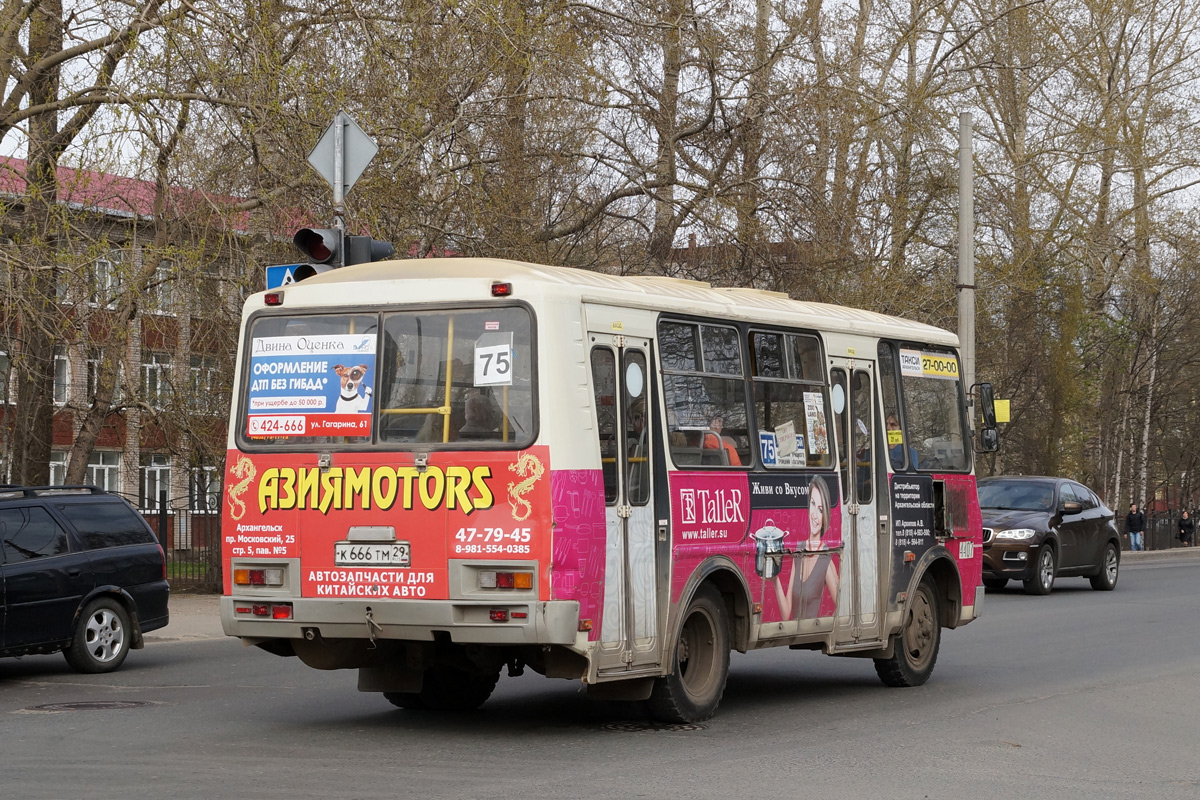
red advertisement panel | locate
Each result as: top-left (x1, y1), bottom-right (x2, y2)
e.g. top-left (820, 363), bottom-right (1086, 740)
top-left (222, 447), bottom-right (551, 599)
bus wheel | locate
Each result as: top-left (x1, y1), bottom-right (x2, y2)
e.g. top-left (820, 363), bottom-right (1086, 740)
top-left (382, 692), bottom-right (425, 710)
top-left (874, 576), bottom-right (940, 688)
top-left (389, 665), bottom-right (499, 711)
top-left (648, 585), bottom-right (730, 723)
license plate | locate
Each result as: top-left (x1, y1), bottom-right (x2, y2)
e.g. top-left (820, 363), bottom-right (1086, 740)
top-left (334, 541), bottom-right (411, 567)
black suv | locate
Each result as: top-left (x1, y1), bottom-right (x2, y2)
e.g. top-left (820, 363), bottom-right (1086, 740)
top-left (0, 486), bottom-right (169, 672)
top-left (978, 476), bottom-right (1121, 595)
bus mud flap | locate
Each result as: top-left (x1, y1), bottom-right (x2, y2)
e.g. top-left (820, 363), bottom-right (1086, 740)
top-left (586, 677), bottom-right (655, 702)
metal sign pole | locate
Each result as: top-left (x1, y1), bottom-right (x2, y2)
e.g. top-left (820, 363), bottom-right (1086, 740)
top-left (333, 113), bottom-right (346, 234)
top-left (958, 112), bottom-right (975, 423)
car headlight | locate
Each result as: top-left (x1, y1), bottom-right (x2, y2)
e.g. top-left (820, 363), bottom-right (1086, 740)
top-left (995, 528), bottom-right (1037, 540)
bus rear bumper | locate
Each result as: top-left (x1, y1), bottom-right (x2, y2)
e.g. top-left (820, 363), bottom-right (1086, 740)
top-left (220, 597), bottom-right (580, 646)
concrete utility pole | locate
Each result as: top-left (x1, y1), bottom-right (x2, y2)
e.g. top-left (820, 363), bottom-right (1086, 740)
top-left (958, 112), bottom-right (975, 412)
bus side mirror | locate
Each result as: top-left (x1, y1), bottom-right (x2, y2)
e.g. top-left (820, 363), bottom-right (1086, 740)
top-left (975, 382), bottom-right (997, 428)
top-left (979, 427), bottom-right (998, 452)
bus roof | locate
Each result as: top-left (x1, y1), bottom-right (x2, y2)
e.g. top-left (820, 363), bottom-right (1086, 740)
top-left (275, 257), bottom-right (959, 346)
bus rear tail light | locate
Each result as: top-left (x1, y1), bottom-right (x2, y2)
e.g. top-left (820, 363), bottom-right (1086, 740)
top-left (478, 570), bottom-right (533, 590)
top-left (233, 568), bottom-right (284, 587)
top-left (247, 603), bottom-right (293, 619)
top-left (491, 282), bottom-right (513, 297)
top-left (489, 609), bottom-right (509, 622)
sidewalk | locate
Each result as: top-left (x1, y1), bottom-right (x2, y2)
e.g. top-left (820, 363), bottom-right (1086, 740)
top-left (145, 593), bottom-right (225, 642)
top-left (1121, 546), bottom-right (1200, 564)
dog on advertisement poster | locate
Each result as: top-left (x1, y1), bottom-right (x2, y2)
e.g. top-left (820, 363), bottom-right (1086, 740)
top-left (333, 364), bottom-right (372, 413)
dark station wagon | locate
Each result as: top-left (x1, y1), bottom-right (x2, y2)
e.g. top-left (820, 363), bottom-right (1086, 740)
top-left (0, 486), bottom-right (169, 672)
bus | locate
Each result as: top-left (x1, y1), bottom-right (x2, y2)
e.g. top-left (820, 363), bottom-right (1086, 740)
top-left (220, 257), bottom-right (997, 722)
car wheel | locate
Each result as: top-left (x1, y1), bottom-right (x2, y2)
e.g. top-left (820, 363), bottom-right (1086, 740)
top-left (63, 597), bottom-right (132, 674)
top-left (1024, 545), bottom-right (1056, 595)
top-left (982, 577), bottom-right (1008, 590)
top-left (875, 576), bottom-right (941, 687)
top-left (647, 584), bottom-right (730, 723)
top-left (1089, 542), bottom-right (1120, 591)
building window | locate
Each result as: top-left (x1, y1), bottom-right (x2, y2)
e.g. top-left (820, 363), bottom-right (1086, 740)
top-left (140, 454), bottom-right (171, 509)
top-left (189, 354), bottom-right (218, 409)
top-left (49, 451), bottom-right (67, 485)
top-left (90, 256), bottom-right (122, 306)
top-left (87, 347), bottom-right (101, 400)
top-left (87, 451), bottom-right (121, 492)
top-left (142, 352), bottom-right (172, 408)
top-left (86, 347), bottom-right (122, 403)
top-left (0, 350), bottom-right (9, 405)
top-left (190, 465), bottom-right (220, 512)
top-left (53, 346), bottom-right (69, 405)
top-left (147, 259), bottom-right (175, 314)
top-left (197, 264), bottom-right (223, 312)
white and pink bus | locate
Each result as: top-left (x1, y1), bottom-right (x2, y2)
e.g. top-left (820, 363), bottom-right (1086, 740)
top-left (221, 258), bottom-right (997, 722)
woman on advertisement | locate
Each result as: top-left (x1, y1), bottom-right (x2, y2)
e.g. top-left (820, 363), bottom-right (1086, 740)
top-left (767, 475), bottom-right (840, 620)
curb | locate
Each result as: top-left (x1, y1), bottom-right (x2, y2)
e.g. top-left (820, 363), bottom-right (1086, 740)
top-left (1120, 548), bottom-right (1200, 564)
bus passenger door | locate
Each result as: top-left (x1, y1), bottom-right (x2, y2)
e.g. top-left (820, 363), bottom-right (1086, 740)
top-left (589, 336), bottom-right (660, 673)
top-left (830, 361), bottom-right (883, 646)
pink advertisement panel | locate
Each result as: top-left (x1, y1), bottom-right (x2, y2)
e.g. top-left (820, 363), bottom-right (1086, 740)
top-left (670, 472), bottom-right (844, 622)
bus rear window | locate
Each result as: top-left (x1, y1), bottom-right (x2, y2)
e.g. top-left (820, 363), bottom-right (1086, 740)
top-left (378, 307), bottom-right (534, 447)
top-left (242, 313), bottom-right (378, 446)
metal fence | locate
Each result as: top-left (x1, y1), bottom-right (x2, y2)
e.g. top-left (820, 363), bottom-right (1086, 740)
top-left (1138, 512), bottom-right (1196, 552)
top-left (135, 495), bottom-right (222, 592)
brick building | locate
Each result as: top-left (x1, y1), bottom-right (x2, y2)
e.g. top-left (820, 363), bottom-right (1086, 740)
top-left (1, 156), bottom-right (261, 516)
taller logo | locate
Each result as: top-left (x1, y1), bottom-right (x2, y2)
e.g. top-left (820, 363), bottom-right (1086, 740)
top-left (680, 488), bottom-right (697, 524)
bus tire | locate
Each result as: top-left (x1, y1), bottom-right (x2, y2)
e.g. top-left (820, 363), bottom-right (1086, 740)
top-left (874, 576), bottom-right (940, 688)
top-left (406, 665), bottom-right (499, 711)
top-left (382, 692), bottom-right (425, 710)
top-left (647, 585), bottom-right (730, 723)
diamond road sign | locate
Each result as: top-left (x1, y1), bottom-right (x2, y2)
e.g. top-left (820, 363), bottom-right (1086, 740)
top-left (307, 111), bottom-right (378, 195)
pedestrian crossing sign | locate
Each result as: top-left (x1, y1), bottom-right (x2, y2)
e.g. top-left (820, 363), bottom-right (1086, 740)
top-left (265, 264), bottom-right (302, 289)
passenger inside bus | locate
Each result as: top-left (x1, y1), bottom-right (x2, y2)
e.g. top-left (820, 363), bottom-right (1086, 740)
top-left (701, 416), bottom-right (742, 466)
top-left (458, 391), bottom-right (500, 439)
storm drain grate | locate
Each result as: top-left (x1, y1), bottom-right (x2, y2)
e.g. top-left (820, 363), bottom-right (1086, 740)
top-left (601, 721), bottom-right (707, 733)
top-left (26, 700), bottom-right (152, 712)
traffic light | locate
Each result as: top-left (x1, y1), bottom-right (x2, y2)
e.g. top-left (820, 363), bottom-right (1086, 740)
top-left (292, 227), bottom-right (395, 279)
top-left (344, 235), bottom-right (396, 266)
top-left (292, 228), bottom-right (342, 279)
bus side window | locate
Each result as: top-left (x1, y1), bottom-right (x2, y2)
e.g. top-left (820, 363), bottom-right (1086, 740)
top-left (751, 331), bottom-right (832, 469)
top-left (590, 347), bottom-right (620, 504)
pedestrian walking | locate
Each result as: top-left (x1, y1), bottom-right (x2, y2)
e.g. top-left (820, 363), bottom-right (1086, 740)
top-left (1179, 510), bottom-right (1195, 547)
top-left (1126, 503), bottom-right (1147, 551)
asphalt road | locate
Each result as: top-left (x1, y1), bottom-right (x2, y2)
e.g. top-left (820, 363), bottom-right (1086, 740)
top-left (3, 556), bottom-right (1200, 800)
